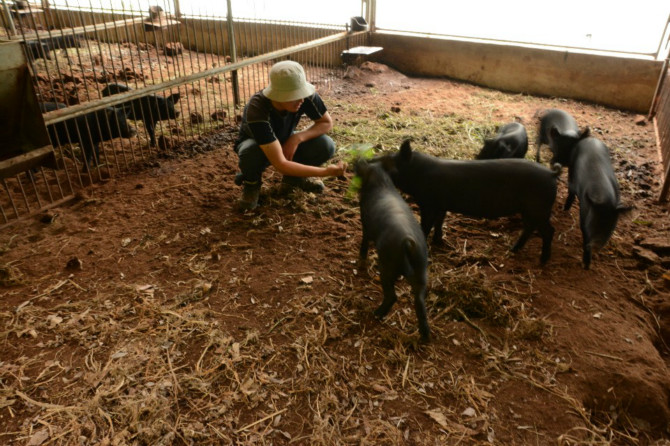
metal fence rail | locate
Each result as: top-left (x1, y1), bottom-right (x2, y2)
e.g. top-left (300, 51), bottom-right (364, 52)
top-left (651, 62), bottom-right (670, 202)
top-left (0, 0), bottom-right (368, 227)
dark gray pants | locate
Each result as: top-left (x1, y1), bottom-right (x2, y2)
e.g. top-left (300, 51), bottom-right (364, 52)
top-left (236, 135), bottom-right (336, 184)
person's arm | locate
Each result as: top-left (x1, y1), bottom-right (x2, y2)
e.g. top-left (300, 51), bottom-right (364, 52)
top-left (260, 136), bottom-right (345, 177)
top-left (282, 112), bottom-right (333, 160)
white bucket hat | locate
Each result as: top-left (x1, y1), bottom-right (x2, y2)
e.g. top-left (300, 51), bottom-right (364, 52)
top-left (262, 61), bottom-right (315, 102)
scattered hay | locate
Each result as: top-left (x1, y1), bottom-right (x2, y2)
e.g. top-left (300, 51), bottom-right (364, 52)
top-left (0, 68), bottom-right (661, 445)
top-left (0, 262), bottom-right (24, 286)
top-left (513, 317), bottom-right (551, 342)
top-left (331, 103), bottom-right (500, 160)
top-left (429, 267), bottom-right (514, 327)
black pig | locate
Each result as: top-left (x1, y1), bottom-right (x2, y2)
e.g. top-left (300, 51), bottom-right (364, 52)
top-left (535, 108), bottom-right (589, 165)
top-left (44, 34), bottom-right (82, 54)
top-left (101, 83), bottom-right (181, 147)
top-left (25, 35), bottom-right (81, 61)
top-left (356, 159), bottom-right (430, 342)
top-left (476, 122), bottom-right (528, 159)
top-left (563, 137), bottom-right (630, 269)
top-left (374, 140), bottom-right (561, 264)
top-left (40, 101), bottom-right (136, 167)
top-left (24, 40), bottom-right (51, 61)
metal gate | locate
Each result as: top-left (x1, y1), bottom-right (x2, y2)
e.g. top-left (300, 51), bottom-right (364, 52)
top-left (0, 0), bottom-right (369, 227)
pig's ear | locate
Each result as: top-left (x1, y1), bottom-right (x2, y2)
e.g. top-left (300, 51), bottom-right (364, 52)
top-left (169, 93), bottom-right (181, 103)
top-left (354, 158), bottom-right (369, 177)
top-left (399, 139), bottom-right (412, 160)
top-left (499, 141), bottom-right (512, 156)
top-left (579, 127), bottom-right (590, 139)
top-left (550, 126), bottom-right (560, 139)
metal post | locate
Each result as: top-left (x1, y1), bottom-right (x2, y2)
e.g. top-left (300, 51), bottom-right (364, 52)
top-left (226, 0), bottom-right (240, 106)
top-left (654, 13), bottom-right (670, 61)
top-left (364, 0), bottom-right (376, 33)
top-left (648, 58), bottom-right (668, 120)
top-left (369, 0), bottom-right (376, 33)
top-left (1, 0), bottom-right (18, 36)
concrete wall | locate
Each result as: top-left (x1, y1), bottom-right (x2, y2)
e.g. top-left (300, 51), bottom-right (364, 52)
top-left (8, 7), bottom-right (663, 113)
top-left (371, 33), bottom-right (664, 113)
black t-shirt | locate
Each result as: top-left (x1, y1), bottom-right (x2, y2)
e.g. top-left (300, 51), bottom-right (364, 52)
top-left (235, 91), bottom-right (327, 150)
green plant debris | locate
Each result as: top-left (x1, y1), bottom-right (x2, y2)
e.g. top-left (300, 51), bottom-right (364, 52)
top-left (331, 102), bottom-right (500, 160)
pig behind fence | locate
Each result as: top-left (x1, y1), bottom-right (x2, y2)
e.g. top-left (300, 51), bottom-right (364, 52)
top-left (25, 35), bottom-right (82, 61)
top-left (44, 34), bottom-right (82, 53)
top-left (355, 158), bottom-right (431, 343)
top-left (535, 108), bottom-right (589, 165)
top-left (374, 140), bottom-right (561, 265)
top-left (476, 122), bottom-right (528, 160)
top-left (40, 101), bottom-right (136, 168)
top-left (101, 83), bottom-right (181, 147)
top-left (24, 40), bottom-right (51, 61)
top-left (563, 137), bottom-right (630, 269)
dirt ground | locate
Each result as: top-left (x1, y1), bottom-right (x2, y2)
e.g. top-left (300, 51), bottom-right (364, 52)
top-left (1, 61), bottom-right (670, 445)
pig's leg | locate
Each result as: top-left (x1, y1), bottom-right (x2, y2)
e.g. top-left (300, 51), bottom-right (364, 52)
top-left (419, 207), bottom-right (435, 239)
top-left (563, 192), bottom-right (576, 211)
top-left (538, 222), bottom-right (555, 265)
top-left (431, 210), bottom-right (447, 245)
top-left (146, 120), bottom-right (157, 147)
top-left (580, 208), bottom-right (592, 269)
top-left (419, 207), bottom-right (441, 244)
top-left (535, 136), bottom-right (543, 162)
top-left (374, 269), bottom-right (397, 319)
top-left (410, 276), bottom-right (430, 343)
top-left (79, 139), bottom-right (98, 170)
top-left (582, 240), bottom-right (592, 270)
top-left (358, 231), bottom-right (370, 272)
top-left (564, 170), bottom-right (576, 210)
top-left (511, 220), bottom-right (533, 253)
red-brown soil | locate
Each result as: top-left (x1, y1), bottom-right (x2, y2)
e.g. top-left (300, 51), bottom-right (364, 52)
top-left (1, 62), bottom-right (669, 445)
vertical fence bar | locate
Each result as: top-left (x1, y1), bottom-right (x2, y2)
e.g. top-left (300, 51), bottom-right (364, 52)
top-left (186, 11), bottom-right (204, 134)
top-left (655, 65), bottom-right (670, 201)
top-left (212, 14), bottom-right (231, 125)
top-left (2, 179), bottom-right (20, 220)
top-left (1, 0), bottom-right (18, 36)
top-left (225, 0), bottom-right (239, 107)
top-left (203, 11), bottom-right (219, 132)
top-left (177, 15), bottom-right (196, 139)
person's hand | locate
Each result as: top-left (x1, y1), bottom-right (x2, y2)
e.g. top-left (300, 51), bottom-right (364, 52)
top-left (326, 161), bottom-right (347, 177)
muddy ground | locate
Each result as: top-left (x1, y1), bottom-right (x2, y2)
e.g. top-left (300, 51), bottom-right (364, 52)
top-left (1, 61), bottom-right (670, 445)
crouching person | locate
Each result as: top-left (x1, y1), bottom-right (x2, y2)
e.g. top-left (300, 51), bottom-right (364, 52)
top-left (234, 60), bottom-right (347, 210)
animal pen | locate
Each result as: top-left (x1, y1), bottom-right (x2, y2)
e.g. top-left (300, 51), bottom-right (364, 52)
top-left (0, 0), bottom-right (669, 228)
top-left (0, 0), bottom-right (368, 226)
top-left (2, 2), bottom-right (670, 445)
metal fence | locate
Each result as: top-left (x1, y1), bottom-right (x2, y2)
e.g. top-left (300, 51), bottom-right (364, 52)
top-left (0, 0), bottom-right (368, 227)
top-left (650, 59), bottom-right (670, 202)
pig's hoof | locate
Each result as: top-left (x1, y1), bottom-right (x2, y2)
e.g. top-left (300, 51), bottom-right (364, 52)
top-left (431, 237), bottom-right (444, 247)
top-left (373, 308), bottom-right (389, 320)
